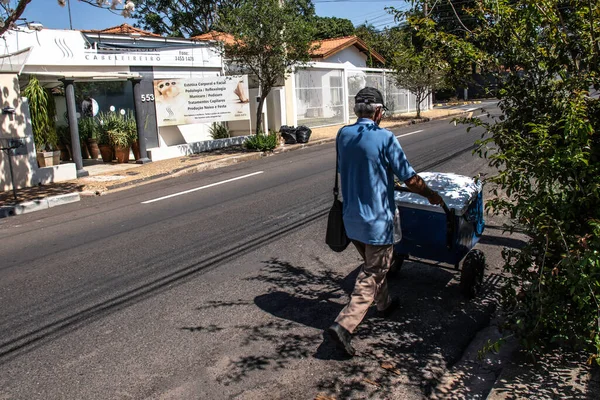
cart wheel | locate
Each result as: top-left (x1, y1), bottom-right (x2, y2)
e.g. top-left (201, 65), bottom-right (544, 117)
top-left (388, 253), bottom-right (406, 279)
top-left (460, 249), bottom-right (486, 298)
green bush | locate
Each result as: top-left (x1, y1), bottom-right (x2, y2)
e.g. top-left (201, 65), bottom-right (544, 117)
top-left (244, 131), bottom-right (278, 152)
top-left (78, 117), bottom-right (99, 141)
top-left (124, 110), bottom-right (138, 144)
top-left (97, 111), bottom-right (133, 147)
top-left (209, 122), bottom-right (230, 139)
top-left (399, 0), bottom-right (600, 363)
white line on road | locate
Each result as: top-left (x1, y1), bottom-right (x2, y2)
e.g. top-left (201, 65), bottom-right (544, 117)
top-left (465, 107), bottom-right (479, 112)
top-left (396, 129), bottom-right (424, 138)
top-left (141, 171), bottom-right (264, 204)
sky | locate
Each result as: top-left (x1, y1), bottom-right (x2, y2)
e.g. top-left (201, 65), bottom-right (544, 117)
top-left (21, 0), bottom-right (408, 33)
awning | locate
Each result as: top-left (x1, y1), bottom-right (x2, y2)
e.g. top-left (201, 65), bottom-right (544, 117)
top-left (0, 47), bottom-right (33, 74)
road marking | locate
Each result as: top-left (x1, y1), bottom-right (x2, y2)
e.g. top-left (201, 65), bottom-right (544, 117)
top-left (141, 171), bottom-right (264, 204)
top-left (396, 129), bottom-right (424, 138)
top-left (465, 107), bottom-right (479, 112)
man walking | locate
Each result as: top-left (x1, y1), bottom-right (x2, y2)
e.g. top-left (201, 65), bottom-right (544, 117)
top-left (328, 87), bottom-right (443, 356)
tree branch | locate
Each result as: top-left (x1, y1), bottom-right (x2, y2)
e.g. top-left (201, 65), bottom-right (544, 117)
top-left (0, 0), bottom-right (32, 37)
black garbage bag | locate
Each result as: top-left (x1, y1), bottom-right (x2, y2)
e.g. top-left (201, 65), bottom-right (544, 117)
top-left (295, 125), bottom-right (312, 143)
top-left (280, 125), bottom-right (297, 144)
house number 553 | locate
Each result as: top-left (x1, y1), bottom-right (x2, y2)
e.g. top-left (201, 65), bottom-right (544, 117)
top-left (141, 94), bottom-right (155, 102)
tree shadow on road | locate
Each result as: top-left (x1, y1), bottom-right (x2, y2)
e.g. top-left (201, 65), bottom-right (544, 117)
top-left (198, 256), bottom-right (502, 398)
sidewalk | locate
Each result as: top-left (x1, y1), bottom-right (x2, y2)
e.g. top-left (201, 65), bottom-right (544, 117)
top-left (0, 106), bottom-right (475, 216)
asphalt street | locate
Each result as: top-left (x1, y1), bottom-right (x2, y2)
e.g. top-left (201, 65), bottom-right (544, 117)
top-left (0, 102), bottom-right (519, 399)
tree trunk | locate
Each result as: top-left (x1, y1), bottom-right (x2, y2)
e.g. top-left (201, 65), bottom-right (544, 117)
top-left (255, 87), bottom-right (270, 135)
top-left (256, 96), bottom-right (265, 136)
top-left (415, 92), bottom-right (422, 119)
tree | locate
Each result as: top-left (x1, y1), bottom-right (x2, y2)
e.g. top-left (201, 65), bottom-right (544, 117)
top-left (397, 0), bottom-right (600, 364)
top-left (216, 0), bottom-right (316, 135)
top-left (311, 16), bottom-right (355, 40)
top-left (131, 0), bottom-right (315, 38)
top-left (131, 1), bottom-right (241, 37)
top-left (355, 24), bottom-right (405, 67)
top-left (391, 30), bottom-right (448, 118)
top-left (0, 1), bottom-right (134, 37)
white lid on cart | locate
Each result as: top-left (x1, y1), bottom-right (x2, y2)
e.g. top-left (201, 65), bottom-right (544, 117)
top-left (395, 172), bottom-right (482, 216)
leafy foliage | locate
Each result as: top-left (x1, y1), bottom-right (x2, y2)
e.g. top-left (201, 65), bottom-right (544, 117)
top-left (1, 1), bottom-right (133, 37)
top-left (22, 76), bottom-right (58, 151)
top-left (216, 0), bottom-right (316, 135)
top-left (78, 117), bottom-right (99, 141)
top-left (244, 131), bottom-right (278, 152)
top-left (97, 110), bottom-right (136, 147)
top-left (399, 0), bottom-right (600, 364)
top-left (311, 16), bottom-right (355, 40)
top-left (209, 122), bottom-right (230, 139)
top-left (355, 24), bottom-right (402, 67)
top-left (131, 0), bottom-right (240, 37)
top-left (131, 0), bottom-right (315, 37)
top-left (390, 29), bottom-right (449, 118)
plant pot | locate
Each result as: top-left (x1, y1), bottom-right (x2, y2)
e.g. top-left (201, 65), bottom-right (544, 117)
top-left (98, 144), bottom-right (114, 163)
top-left (87, 138), bottom-right (100, 160)
top-left (36, 150), bottom-right (61, 168)
top-left (57, 143), bottom-right (70, 162)
top-left (131, 141), bottom-right (141, 161)
top-left (80, 140), bottom-right (91, 159)
top-left (114, 145), bottom-right (130, 164)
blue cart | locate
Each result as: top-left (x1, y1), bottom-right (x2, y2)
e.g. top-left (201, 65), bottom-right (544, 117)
top-left (393, 172), bottom-right (486, 298)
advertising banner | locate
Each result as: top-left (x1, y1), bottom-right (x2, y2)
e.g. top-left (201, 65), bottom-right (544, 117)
top-left (153, 75), bottom-right (251, 127)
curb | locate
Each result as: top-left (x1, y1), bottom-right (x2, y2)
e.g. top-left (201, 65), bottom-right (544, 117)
top-left (434, 100), bottom-right (483, 107)
top-left (16, 107), bottom-right (483, 206)
top-left (0, 193), bottom-right (80, 219)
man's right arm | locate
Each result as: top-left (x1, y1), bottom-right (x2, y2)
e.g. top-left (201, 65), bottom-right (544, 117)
top-left (404, 174), bottom-right (443, 205)
top-left (386, 134), bottom-right (443, 206)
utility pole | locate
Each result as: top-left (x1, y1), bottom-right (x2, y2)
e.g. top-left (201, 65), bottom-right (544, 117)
top-left (67, 0), bottom-right (73, 30)
top-left (424, 1), bottom-right (428, 16)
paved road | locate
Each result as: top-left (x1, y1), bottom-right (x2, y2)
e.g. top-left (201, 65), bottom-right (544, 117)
top-left (0, 103), bottom-right (512, 399)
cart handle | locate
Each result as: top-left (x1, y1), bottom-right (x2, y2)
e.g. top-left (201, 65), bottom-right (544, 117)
top-left (395, 186), bottom-right (455, 250)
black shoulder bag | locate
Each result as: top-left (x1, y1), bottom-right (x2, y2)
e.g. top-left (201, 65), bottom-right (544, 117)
top-left (325, 134), bottom-right (351, 252)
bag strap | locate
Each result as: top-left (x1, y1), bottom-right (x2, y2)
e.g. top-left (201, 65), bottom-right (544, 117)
top-left (334, 130), bottom-right (341, 200)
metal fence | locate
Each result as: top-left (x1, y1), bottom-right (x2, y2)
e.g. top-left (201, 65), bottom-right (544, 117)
top-left (294, 68), bottom-right (345, 128)
top-left (294, 65), bottom-right (431, 128)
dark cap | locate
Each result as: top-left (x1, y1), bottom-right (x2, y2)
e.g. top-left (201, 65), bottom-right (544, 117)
top-left (355, 87), bottom-right (388, 110)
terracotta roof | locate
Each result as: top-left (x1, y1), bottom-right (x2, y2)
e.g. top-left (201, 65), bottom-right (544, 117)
top-left (192, 31), bottom-right (237, 45)
top-left (311, 35), bottom-right (385, 64)
top-left (192, 32), bottom-right (385, 65)
top-left (81, 24), bottom-right (162, 38)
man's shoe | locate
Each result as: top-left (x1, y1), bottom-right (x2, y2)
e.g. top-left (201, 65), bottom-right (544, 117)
top-left (327, 323), bottom-right (355, 356)
top-left (377, 296), bottom-right (399, 318)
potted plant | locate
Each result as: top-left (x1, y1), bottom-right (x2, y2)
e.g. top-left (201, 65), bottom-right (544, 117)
top-left (78, 117), bottom-right (100, 159)
top-left (97, 111), bottom-right (116, 163)
top-left (23, 76), bottom-right (60, 167)
top-left (56, 125), bottom-right (71, 161)
top-left (109, 126), bottom-right (131, 163)
top-left (102, 111), bottom-right (130, 164)
top-left (125, 111), bottom-right (140, 161)
top-left (77, 117), bottom-right (92, 159)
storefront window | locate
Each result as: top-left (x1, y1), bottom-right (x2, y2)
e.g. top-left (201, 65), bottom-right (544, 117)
top-left (74, 80), bottom-right (135, 120)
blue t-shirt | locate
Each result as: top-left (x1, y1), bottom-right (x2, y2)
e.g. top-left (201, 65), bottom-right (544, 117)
top-left (337, 118), bottom-right (416, 245)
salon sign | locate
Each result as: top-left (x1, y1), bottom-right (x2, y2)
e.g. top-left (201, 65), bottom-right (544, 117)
top-left (153, 75), bottom-right (251, 127)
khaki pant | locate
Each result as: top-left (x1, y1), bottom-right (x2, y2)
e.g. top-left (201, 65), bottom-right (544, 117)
top-left (335, 240), bottom-right (393, 333)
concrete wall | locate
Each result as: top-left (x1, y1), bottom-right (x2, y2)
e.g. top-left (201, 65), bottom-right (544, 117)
top-left (266, 87), bottom-right (286, 133)
top-left (1, 74), bottom-right (37, 192)
top-left (323, 47), bottom-right (368, 68)
top-left (1, 74), bottom-right (76, 194)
